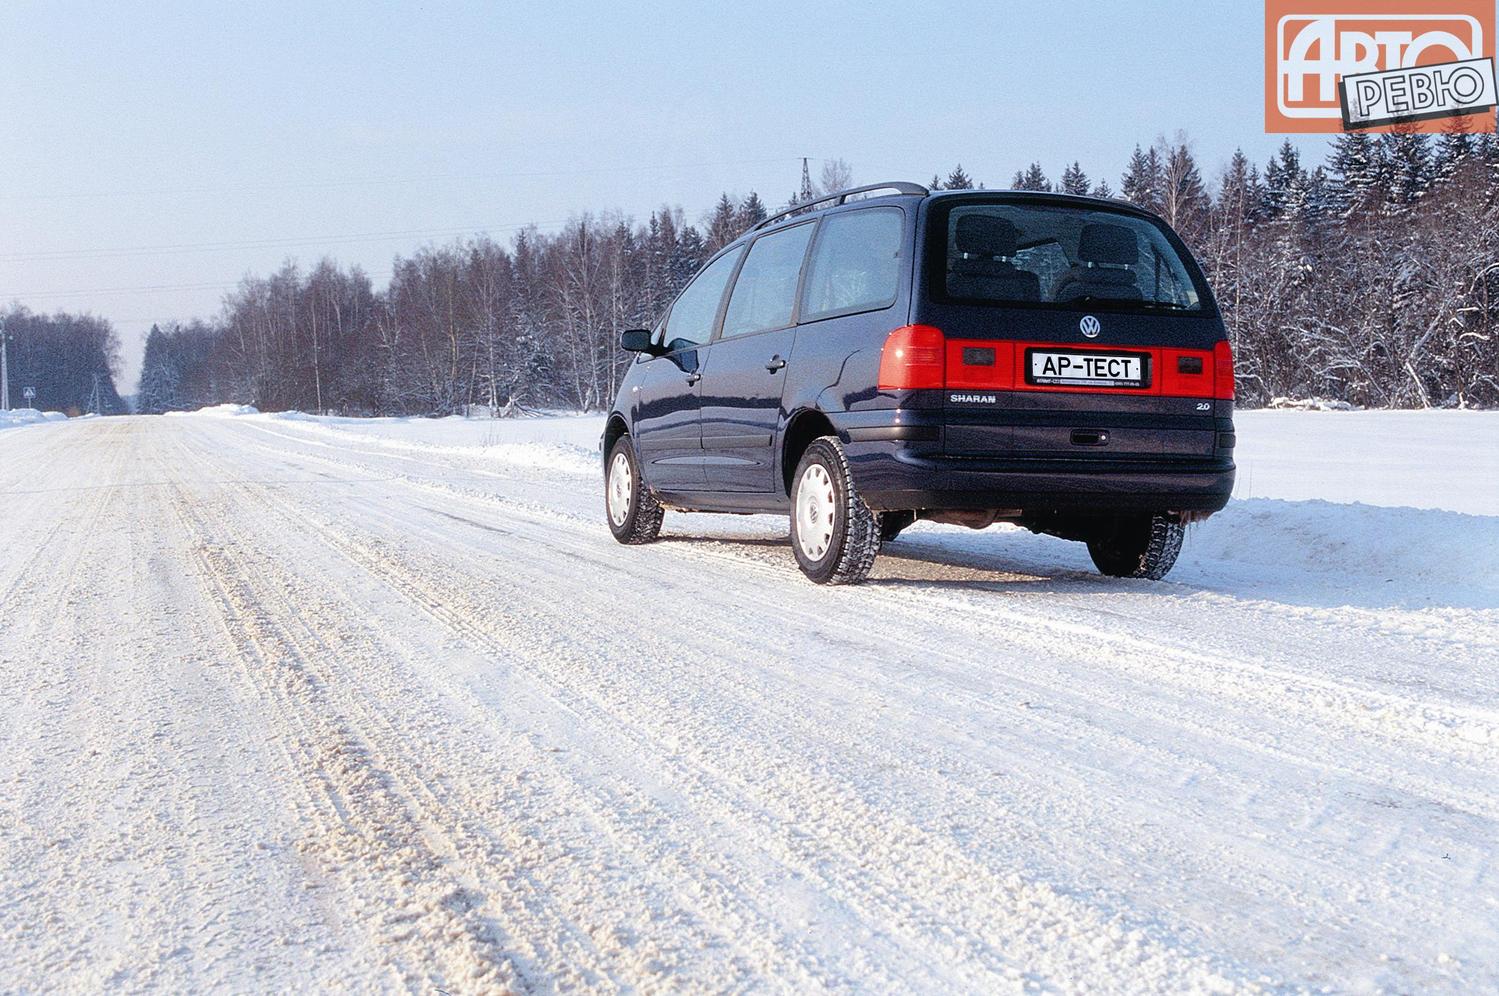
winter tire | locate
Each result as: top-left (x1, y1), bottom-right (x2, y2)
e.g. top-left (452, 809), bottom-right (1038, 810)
top-left (1087, 513), bottom-right (1185, 580)
top-left (605, 436), bottom-right (664, 544)
top-left (790, 436), bottom-right (880, 585)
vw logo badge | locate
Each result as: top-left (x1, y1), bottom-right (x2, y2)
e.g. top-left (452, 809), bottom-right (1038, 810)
top-left (1079, 315), bottom-right (1101, 338)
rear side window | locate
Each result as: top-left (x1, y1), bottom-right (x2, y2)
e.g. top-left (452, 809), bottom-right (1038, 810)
top-left (939, 202), bottom-right (1203, 311)
top-left (800, 207), bottom-right (904, 321)
top-left (721, 222), bottom-right (815, 338)
top-left (660, 247), bottom-right (743, 351)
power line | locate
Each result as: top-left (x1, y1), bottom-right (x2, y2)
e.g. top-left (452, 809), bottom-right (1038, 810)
top-left (0, 219), bottom-right (570, 264)
top-left (0, 156), bottom-right (811, 202)
top-left (5, 272), bottom-right (393, 302)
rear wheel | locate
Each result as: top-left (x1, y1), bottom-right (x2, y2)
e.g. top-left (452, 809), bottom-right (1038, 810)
top-left (1086, 513), bottom-right (1185, 580)
top-left (790, 437), bottom-right (880, 585)
top-left (605, 437), bottom-right (663, 544)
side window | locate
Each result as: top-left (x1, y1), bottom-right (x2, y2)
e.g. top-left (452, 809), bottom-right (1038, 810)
top-left (721, 222), bottom-right (816, 338)
top-left (660, 248), bottom-right (743, 352)
top-left (799, 208), bottom-right (904, 322)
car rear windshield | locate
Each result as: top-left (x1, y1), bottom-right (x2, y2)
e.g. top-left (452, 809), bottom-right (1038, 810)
top-left (934, 201), bottom-right (1204, 311)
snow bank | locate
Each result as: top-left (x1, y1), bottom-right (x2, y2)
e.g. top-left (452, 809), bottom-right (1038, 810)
top-left (165, 403), bottom-right (260, 417)
top-left (173, 405), bottom-right (1499, 602)
top-left (1183, 498), bottom-right (1499, 605)
top-left (1266, 397), bottom-right (1360, 411)
top-left (0, 408), bottom-right (68, 430)
top-left (255, 410), bottom-right (602, 475)
top-left (1234, 409), bottom-right (1499, 515)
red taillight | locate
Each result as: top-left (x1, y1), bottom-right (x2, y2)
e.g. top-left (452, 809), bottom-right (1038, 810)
top-left (1213, 340), bottom-right (1235, 400)
top-left (878, 325), bottom-right (945, 390)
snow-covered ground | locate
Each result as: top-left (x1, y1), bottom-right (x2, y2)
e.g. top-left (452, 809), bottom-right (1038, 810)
top-left (1, 408), bottom-right (1495, 992)
top-left (0, 407), bottom-right (68, 430)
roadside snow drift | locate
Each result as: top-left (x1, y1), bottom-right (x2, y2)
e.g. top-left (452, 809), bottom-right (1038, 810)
top-left (1, 408), bottom-right (1495, 993)
top-left (0, 408), bottom-right (68, 430)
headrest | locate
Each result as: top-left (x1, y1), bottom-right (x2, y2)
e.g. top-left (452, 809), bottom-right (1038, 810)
top-left (1077, 223), bottom-right (1137, 265)
top-left (955, 215), bottom-right (1018, 258)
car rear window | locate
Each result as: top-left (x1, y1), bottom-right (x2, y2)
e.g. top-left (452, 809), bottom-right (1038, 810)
top-left (936, 202), bottom-right (1203, 311)
top-left (800, 207), bottom-right (904, 321)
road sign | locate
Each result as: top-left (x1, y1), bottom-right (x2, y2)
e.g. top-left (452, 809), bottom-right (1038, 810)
top-left (23, 386), bottom-right (36, 401)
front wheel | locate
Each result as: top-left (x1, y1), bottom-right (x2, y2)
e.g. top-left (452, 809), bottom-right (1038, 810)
top-left (789, 437), bottom-right (880, 585)
top-left (605, 437), bottom-right (663, 544)
top-left (1086, 513), bottom-right (1185, 580)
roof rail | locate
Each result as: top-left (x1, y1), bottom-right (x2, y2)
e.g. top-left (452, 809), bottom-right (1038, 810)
top-left (752, 181), bottom-right (928, 232)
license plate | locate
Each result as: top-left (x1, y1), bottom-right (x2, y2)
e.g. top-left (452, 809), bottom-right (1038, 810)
top-left (1027, 349), bottom-right (1149, 389)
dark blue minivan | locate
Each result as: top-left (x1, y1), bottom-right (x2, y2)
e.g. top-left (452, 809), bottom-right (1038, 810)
top-left (603, 182), bottom-right (1235, 584)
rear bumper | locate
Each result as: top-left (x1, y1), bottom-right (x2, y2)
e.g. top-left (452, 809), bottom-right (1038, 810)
top-left (843, 437), bottom-right (1235, 514)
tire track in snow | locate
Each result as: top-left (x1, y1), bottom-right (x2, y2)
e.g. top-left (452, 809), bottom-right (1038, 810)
top-left (224, 434), bottom-right (1258, 992)
top-left (162, 458), bottom-right (519, 993)
top-left (261, 465), bottom-right (1499, 991)
top-left (411, 458), bottom-right (1499, 771)
top-left (167, 432), bottom-right (845, 990)
top-left (0, 428), bottom-right (137, 988)
top-left (197, 415), bottom-right (1499, 990)
top-left (278, 429), bottom-right (1498, 801)
top-left (208, 443), bottom-right (919, 991)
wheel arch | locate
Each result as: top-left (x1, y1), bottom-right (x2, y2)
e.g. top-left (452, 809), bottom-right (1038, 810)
top-left (603, 411), bottom-right (630, 464)
top-left (779, 407), bottom-right (840, 498)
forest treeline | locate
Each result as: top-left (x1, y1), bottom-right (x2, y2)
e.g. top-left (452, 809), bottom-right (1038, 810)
top-left (0, 308), bottom-right (125, 415)
top-left (20, 124), bottom-right (1499, 416)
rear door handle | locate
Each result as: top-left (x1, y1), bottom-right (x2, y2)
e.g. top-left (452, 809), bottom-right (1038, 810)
top-left (685, 372), bottom-right (701, 386)
top-left (765, 355), bottom-right (787, 372)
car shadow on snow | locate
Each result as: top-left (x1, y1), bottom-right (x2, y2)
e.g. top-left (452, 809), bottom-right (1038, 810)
top-left (659, 499), bottom-right (1499, 613)
top-left (875, 499), bottom-right (1499, 612)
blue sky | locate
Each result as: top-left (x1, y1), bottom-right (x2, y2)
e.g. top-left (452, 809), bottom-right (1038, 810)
top-left (0, 1), bottom-right (1331, 388)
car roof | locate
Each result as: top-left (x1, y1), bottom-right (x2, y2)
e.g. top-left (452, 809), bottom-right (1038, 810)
top-left (735, 183), bottom-right (1151, 248)
top-left (926, 187), bottom-right (1144, 213)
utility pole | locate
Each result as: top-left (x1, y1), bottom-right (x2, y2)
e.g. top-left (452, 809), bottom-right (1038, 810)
top-left (0, 318), bottom-right (9, 411)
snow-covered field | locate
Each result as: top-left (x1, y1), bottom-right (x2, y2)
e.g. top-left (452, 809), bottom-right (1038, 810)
top-left (1, 408), bottom-right (1495, 992)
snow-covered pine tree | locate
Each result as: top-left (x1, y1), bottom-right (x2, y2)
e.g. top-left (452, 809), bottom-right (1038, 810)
top-left (1434, 114), bottom-right (1477, 186)
top-left (1159, 142), bottom-right (1209, 244)
top-left (1059, 161), bottom-right (1090, 195)
top-left (136, 324), bottom-right (181, 414)
top-left (944, 164), bottom-right (975, 190)
top-left (1476, 111), bottom-right (1499, 201)
top-left (1261, 140), bottom-right (1305, 218)
top-left (1380, 125), bottom-right (1433, 209)
top-left (1216, 150), bottom-right (1264, 228)
top-left (707, 193), bottom-right (738, 250)
top-left (1119, 145), bottom-right (1163, 212)
top-left (734, 192), bottom-right (767, 231)
top-left (670, 225), bottom-right (707, 295)
top-left (1010, 162), bottom-right (1050, 191)
top-left (1328, 130), bottom-right (1381, 217)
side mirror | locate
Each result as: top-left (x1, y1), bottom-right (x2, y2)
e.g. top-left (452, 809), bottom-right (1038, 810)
top-left (620, 328), bottom-right (655, 354)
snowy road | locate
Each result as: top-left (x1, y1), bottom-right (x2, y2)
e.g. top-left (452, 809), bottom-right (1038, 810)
top-left (2, 411), bottom-right (1497, 993)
